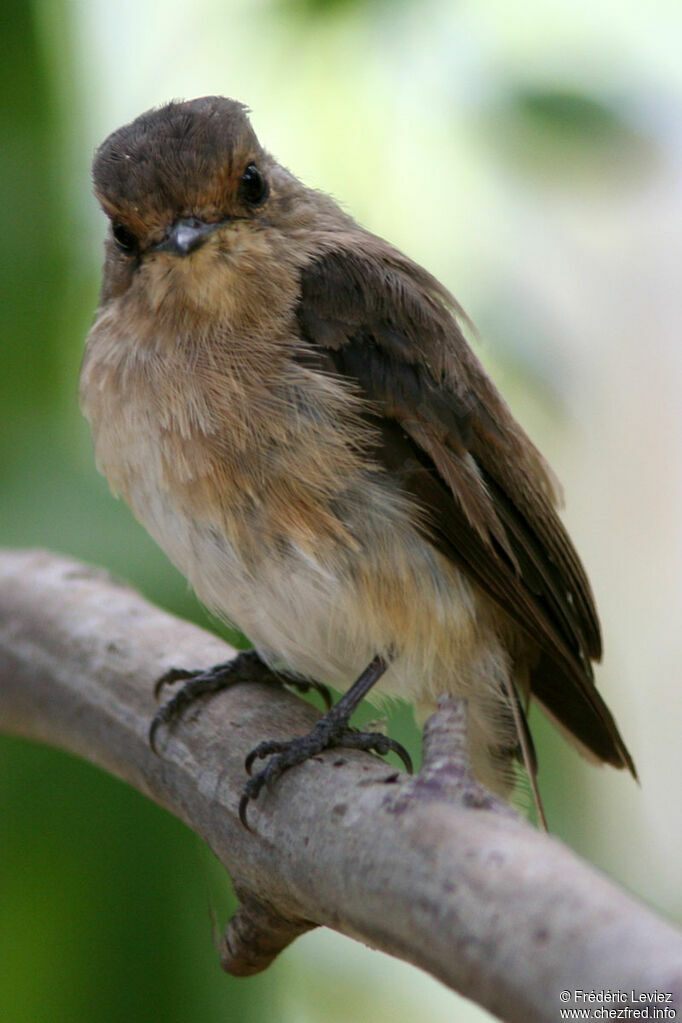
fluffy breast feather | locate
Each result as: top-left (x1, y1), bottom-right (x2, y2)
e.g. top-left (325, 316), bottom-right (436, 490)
top-left (80, 294), bottom-right (518, 792)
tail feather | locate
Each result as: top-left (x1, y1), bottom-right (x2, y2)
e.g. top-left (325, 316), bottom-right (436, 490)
top-left (504, 677), bottom-right (548, 831)
top-left (531, 653), bottom-right (637, 779)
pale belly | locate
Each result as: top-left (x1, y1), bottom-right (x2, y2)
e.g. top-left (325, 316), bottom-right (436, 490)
top-left (122, 470), bottom-right (518, 793)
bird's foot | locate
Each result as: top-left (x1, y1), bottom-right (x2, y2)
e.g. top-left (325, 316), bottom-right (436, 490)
top-left (149, 649), bottom-right (331, 753)
top-left (240, 720), bottom-right (412, 827)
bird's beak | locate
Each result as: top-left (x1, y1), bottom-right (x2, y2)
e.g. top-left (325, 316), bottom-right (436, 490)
top-left (154, 217), bottom-right (225, 256)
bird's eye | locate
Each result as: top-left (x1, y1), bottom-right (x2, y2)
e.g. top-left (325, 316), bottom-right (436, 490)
top-left (239, 163), bottom-right (269, 206)
top-left (112, 221), bottom-right (138, 254)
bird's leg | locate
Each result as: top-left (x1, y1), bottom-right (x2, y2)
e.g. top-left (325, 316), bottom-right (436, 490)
top-left (149, 649), bottom-right (332, 754)
top-left (240, 654), bottom-right (413, 827)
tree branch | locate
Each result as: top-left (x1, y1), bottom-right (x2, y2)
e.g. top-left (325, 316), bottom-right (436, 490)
top-left (1, 549), bottom-right (680, 1022)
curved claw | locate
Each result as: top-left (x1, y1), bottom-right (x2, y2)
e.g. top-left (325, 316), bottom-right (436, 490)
top-left (239, 778), bottom-right (265, 830)
top-left (238, 792), bottom-right (252, 829)
top-left (245, 740), bottom-right (290, 776)
top-left (153, 666), bottom-right (200, 700)
top-left (149, 681), bottom-right (202, 753)
top-left (239, 755), bottom-right (286, 827)
top-left (338, 731), bottom-right (414, 774)
top-left (385, 737), bottom-right (413, 774)
top-left (149, 711), bottom-right (166, 755)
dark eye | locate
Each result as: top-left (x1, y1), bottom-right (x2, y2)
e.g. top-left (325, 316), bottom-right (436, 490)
top-left (112, 221), bottom-right (138, 254)
top-left (239, 163), bottom-right (268, 206)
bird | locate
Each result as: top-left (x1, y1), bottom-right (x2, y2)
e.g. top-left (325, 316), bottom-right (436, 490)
top-left (80, 95), bottom-right (636, 826)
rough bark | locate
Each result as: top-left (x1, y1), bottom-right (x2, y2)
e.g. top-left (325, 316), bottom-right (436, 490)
top-left (1, 549), bottom-right (680, 1022)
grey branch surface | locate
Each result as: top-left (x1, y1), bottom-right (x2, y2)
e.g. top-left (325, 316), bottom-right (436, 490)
top-left (1, 549), bottom-right (680, 1022)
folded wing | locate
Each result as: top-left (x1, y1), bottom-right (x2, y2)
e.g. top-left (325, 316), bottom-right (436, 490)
top-left (296, 243), bottom-right (635, 775)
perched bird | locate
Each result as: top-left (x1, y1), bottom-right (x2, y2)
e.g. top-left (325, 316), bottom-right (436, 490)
top-left (81, 96), bottom-right (635, 825)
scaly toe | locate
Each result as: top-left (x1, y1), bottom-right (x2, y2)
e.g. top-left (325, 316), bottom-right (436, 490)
top-left (245, 740), bottom-right (296, 775)
top-left (336, 730), bottom-right (413, 773)
top-left (154, 666), bottom-right (202, 700)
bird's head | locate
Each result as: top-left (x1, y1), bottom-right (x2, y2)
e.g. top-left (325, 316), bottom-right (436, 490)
top-left (92, 96), bottom-right (319, 323)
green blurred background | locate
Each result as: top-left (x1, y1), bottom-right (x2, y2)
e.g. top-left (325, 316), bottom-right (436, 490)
top-left (2, 1), bottom-right (681, 1020)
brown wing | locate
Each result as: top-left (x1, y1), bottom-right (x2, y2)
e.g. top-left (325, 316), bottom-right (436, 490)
top-left (296, 243), bottom-right (635, 775)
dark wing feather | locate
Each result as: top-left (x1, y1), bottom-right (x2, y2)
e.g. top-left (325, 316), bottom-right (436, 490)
top-left (296, 245), bottom-right (635, 775)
